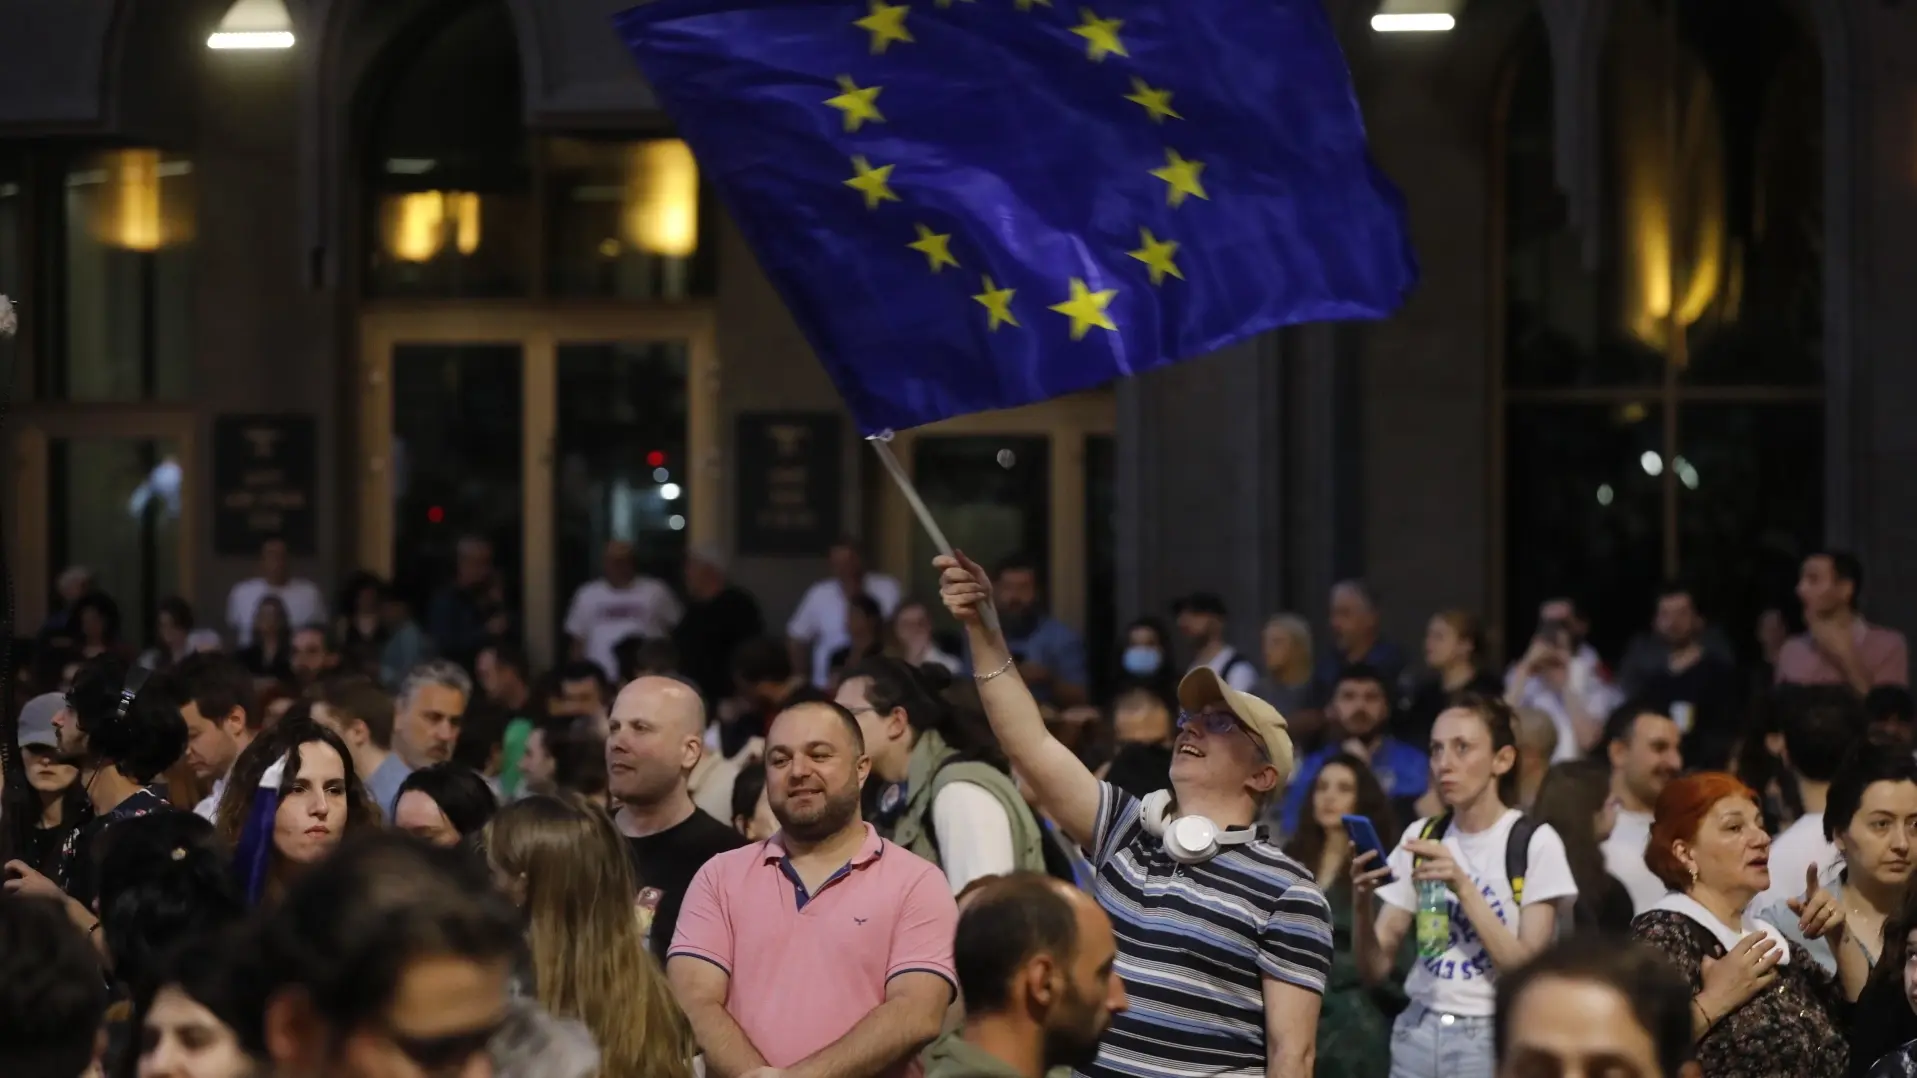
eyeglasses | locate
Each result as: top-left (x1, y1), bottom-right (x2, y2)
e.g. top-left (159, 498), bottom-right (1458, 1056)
top-left (1176, 709), bottom-right (1269, 761)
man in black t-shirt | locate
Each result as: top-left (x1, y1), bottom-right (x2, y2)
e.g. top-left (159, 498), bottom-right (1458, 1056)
top-left (608, 675), bottom-right (746, 952)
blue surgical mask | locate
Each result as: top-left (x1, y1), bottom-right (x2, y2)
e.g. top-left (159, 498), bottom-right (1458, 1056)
top-left (1122, 646), bottom-right (1163, 677)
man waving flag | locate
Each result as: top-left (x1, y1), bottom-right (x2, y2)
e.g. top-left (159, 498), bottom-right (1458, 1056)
top-left (616, 0), bottom-right (1417, 434)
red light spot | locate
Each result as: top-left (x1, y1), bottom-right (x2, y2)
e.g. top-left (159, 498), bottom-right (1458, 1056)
top-left (646, 450), bottom-right (667, 468)
top-left (427, 506), bottom-right (445, 524)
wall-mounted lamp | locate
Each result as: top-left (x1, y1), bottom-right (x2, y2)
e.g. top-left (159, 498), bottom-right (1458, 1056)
top-left (208, 0), bottom-right (295, 50)
top-left (1371, 0), bottom-right (1458, 32)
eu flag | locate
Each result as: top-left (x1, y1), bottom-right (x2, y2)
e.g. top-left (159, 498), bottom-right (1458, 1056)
top-left (616, 0), bottom-right (1417, 434)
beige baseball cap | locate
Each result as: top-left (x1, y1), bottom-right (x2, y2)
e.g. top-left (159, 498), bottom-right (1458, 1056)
top-left (1176, 666), bottom-right (1295, 783)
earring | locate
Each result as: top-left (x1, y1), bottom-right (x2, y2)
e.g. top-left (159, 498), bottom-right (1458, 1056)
top-left (1688, 863), bottom-right (1699, 883)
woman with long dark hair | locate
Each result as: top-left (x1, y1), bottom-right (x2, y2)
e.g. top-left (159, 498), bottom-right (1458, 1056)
top-left (214, 720), bottom-right (378, 905)
top-left (835, 655), bottom-right (1046, 890)
top-left (2, 692), bottom-right (88, 875)
top-left (1533, 759), bottom-right (1634, 933)
top-left (1286, 752), bottom-right (1410, 1078)
top-left (235, 596), bottom-right (294, 684)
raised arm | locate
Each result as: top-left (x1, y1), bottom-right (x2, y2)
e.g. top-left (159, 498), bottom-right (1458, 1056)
top-left (937, 552), bottom-right (1102, 848)
top-left (666, 956), bottom-right (770, 1078)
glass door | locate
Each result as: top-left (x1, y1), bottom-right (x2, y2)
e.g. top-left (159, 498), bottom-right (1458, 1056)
top-left (9, 412), bottom-right (198, 647)
top-left (359, 306), bottom-right (717, 669)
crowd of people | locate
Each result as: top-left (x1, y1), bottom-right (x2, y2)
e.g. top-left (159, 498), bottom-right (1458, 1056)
top-left (4, 530), bottom-right (1917, 1078)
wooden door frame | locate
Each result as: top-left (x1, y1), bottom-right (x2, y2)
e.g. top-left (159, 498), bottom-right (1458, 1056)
top-left (877, 390), bottom-right (1116, 633)
top-left (8, 404), bottom-right (201, 629)
top-left (357, 302), bottom-right (719, 668)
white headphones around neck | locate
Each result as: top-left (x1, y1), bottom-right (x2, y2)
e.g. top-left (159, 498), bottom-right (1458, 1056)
top-left (1139, 790), bottom-right (1260, 865)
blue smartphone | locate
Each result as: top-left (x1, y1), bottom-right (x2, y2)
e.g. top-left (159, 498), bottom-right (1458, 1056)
top-left (1341, 815), bottom-right (1395, 881)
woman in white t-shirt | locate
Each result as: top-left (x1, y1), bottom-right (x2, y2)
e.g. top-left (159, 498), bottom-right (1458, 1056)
top-left (1351, 693), bottom-right (1579, 1078)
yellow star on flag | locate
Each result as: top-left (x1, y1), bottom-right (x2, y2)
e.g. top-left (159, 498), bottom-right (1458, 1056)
top-left (854, 0), bottom-right (913, 53)
top-left (845, 156), bottom-right (900, 209)
top-left (825, 75), bottom-right (885, 132)
top-left (973, 276), bottom-right (1019, 330)
top-left (1125, 78), bottom-right (1181, 123)
top-left (1049, 277), bottom-right (1118, 340)
top-left (907, 224), bottom-right (960, 273)
top-left (1128, 229), bottom-right (1184, 285)
top-left (1150, 149), bottom-right (1209, 207)
top-left (1070, 8), bottom-right (1127, 61)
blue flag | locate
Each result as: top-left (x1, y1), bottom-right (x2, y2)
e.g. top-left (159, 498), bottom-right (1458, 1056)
top-left (616, 0), bottom-right (1417, 434)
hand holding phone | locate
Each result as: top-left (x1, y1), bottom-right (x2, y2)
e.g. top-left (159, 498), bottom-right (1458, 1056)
top-left (1341, 815), bottom-right (1394, 883)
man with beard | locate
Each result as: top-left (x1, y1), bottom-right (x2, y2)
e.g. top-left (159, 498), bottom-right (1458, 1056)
top-left (995, 555), bottom-right (1087, 707)
top-left (924, 874), bottom-right (1128, 1078)
top-left (669, 699), bottom-right (958, 1078)
top-left (609, 675), bottom-right (745, 952)
top-left (4, 656), bottom-right (187, 929)
top-left (1598, 705), bottom-right (1684, 913)
top-left (1279, 665), bottom-right (1428, 835)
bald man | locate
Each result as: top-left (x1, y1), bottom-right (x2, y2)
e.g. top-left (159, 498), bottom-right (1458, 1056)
top-left (609, 675), bottom-right (747, 952)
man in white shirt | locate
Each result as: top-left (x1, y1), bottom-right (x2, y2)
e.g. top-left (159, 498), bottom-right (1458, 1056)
top-left (1600, 705), bottom-right (1684, 912)
top-left (168, 653), bottom-right (261, 821)
top-left (1174, 592), bottom-right (1259, 692)
top-left (787, 537), bottom-right (901, 687)
top-left (1507, 598), bottom-right (1622, 760)
top-left (1756, 687), bottom-right (1866, 906)
top-left (224, 537), bottom-right (327, 646)
top-left (564, 539), bottom-right (683, 683)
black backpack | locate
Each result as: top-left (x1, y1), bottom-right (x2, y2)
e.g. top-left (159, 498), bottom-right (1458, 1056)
top-left (1416, 812), bottom-right (1541, 904)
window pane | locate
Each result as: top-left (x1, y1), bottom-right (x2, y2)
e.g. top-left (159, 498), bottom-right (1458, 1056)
top-left (365, 2), bottom-right (531, 298)
top-left (1503, 25), bottom-right (1659, 389)
top-left (1084, 434), bottom-right (1117, 699)
top-left (1677, 19), bottom-right (1821, 387)
top-left (544, 138), bottom-right (718, 300)
top-left (390, 345), bottom-right (525, 614)
top-left (49, 438), bottom-right (182, 646)
top-left (60, 149), bottom-right (195, 401)
top-left (1677, 403), bottom-right (1822, 659)
top-left (907, 437), bottom-right (1051, 610)
top-left (552, 341), bottom-right (690, 651)
top-left (1506, 403), bottom-right (1664, 659)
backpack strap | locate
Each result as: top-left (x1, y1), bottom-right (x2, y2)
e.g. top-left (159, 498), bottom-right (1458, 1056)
top-left (1419, 812), bottom-right (1452, 843)
top-left (1506, 814), bottom-right (1539, 906)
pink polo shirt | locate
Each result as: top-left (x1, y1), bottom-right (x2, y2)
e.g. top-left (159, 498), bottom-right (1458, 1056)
top-left (668, 823), bottom-right (958, 1078)
top-left (1775, 620), bottom-right (1910, 688)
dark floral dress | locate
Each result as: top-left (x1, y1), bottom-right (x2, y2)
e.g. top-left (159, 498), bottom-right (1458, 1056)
top-left (1632, 910), bottom-right (1848, 1078)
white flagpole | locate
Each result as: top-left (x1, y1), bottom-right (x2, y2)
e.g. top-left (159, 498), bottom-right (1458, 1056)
top-left (865, 432), bottom-right (1001, 635)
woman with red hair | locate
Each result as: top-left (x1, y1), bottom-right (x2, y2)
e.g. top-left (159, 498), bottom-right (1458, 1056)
top-left (1632, 771), bottom-right (1866, 1078)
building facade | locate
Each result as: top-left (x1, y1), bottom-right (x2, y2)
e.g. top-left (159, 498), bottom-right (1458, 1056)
top-left (1, 0), bottom-right (1909, 677)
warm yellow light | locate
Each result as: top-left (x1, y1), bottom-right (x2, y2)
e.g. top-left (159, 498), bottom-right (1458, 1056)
top-left (1370, 14), bottom-right (1454, 31)
top-left (389, 192), bottom-right (445, 263)
top-left (109, 150), bottom-right (163, 252)
top-left (449, 192), bottom-right (481, 256)
top-left (208, 0), bottom-right (295, 50)
top-left (1611, 5), bottom-right (1724, 354)
top-left (626, 140), bottom-right (700, 257)
top-left (382, 191), bottom-right (483, 262)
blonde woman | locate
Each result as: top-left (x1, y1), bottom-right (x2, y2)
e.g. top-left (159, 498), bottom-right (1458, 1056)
top-left (484, 793), bottom-right (696, 1078)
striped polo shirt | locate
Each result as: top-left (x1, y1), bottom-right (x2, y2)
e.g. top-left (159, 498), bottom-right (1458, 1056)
top-left (1079, 783), bottom-right (1334, 1078)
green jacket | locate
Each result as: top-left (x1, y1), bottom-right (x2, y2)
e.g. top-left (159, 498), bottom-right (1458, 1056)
top-left (921, 1033), bottom-right (1073, 1078)
top-left (888, 729), bottom-right (1047, 877)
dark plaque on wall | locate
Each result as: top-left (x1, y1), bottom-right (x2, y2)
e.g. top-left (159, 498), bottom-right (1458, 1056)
top-left (735, 412), bottom-right (841, 556)
top-left (213, 414), bottom-right (318, 557)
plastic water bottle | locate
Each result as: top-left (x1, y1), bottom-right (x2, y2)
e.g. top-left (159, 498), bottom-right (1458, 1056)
top-left (1415, 878), bottom-right (1449, 958)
